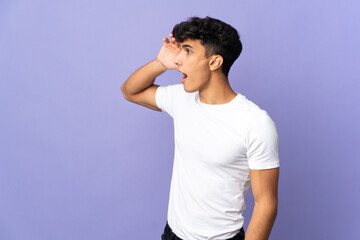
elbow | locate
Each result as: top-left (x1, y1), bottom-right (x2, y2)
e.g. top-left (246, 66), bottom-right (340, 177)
top-left (271, 204), bottom-right (278, 223)
top-left (121, 83), bottom-right (130, 101)
top-left (255, 198), bottom-right (278, 217)
top-left (121, 83), bottom-right (126, 94)
top-left (271, 203), bottom-right (278, 220)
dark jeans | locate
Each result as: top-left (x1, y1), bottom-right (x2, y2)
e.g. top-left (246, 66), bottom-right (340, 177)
top-left (161, 221), bottom-right (245, 240)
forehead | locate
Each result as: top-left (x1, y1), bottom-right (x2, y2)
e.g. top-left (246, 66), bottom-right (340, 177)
top-left (180, 38), bottom-right (205, 50)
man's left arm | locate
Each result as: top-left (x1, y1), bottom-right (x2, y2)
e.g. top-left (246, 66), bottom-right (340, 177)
top-left (245, 167), bottom-right (279, 240)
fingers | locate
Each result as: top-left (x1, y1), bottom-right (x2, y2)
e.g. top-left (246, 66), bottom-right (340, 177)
top-left (163, 33), bottom-right (179, 47)
top-left (169, 33), bottom-right (177, 44)
top-left (175, 41), bottom-right (180, 48)
top-left (169, 34), bottom-right (180, 48)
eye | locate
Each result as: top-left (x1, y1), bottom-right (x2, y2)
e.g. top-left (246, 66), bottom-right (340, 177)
top-left (186, 49), bottom-right (192, 54)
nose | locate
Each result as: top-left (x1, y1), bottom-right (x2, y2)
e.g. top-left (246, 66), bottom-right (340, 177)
top-left (174, 53), bottom-right (183, 67)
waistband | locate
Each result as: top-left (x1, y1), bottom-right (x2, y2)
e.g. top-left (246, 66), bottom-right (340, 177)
top-left (164, 222), bottom-right (245, 240)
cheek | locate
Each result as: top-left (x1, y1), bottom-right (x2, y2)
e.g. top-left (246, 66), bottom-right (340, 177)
top-left (191, 58), bottom-right (208, 70)
top-left (196, 62), bottom-right (211, 78)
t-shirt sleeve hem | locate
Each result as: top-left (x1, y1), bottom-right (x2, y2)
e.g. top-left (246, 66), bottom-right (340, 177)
top-left (249, 162), bottom-right (280, 170)
top-left (155, 85), bottom-right (164, 112)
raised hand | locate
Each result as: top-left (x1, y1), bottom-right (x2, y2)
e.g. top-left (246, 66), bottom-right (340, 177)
top-left (156, 33), bottom-right (181, 70)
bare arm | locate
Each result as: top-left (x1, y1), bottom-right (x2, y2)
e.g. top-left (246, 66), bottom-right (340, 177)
top-left (245, 167), bottom-right (279, 240)
top-left (121, 33), bottom-right (180, 99)
top-left (122, 59), bottom-right (166, 96)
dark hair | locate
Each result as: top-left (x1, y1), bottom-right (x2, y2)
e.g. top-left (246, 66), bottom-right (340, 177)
top-left (172, 16), bottom-right (242, 76)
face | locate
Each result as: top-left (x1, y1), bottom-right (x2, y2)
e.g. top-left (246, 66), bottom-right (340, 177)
top-left (174, 39), bottom-right (212, 92)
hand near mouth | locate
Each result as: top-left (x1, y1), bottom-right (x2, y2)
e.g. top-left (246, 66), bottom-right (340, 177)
top-left (156, 33), bottom-right (181, 70)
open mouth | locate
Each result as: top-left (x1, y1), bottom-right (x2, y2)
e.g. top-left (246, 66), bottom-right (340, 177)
top-left (181, 72), bottom-right (188, 83)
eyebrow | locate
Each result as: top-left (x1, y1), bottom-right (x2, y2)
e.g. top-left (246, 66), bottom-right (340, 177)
top-left (181, 44), bottom-right (193, 49)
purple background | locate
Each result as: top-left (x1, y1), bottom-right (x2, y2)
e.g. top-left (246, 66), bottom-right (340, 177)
top-left (0, 0), bottom-right (359, 239)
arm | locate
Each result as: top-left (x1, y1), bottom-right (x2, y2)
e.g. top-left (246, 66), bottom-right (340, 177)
top-left (121, 33), bottom-right (180, 110)
top-left (245, 167), bottom-right (279, 240)
top-left (122, 59), bottom-right (166, 97)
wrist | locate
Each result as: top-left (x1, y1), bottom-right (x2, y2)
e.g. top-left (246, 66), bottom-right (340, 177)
top-left (154, 58), bottom-right (167, 72)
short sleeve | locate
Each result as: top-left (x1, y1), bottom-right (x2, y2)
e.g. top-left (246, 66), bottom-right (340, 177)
top-left (155, 84), bottom-right (182, 118)
top-left (246, 112), bottom-right (280, 170)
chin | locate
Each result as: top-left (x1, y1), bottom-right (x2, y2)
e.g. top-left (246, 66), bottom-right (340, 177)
top-left (183, 84), bottom-right (198, 93)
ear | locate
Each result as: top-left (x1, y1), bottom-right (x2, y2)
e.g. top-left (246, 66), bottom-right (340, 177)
top-left (209, 55), bottom-right (223, 71)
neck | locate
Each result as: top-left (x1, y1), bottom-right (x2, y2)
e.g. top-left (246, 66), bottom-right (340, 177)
top-left (198, 72), bottom-right (237, 105)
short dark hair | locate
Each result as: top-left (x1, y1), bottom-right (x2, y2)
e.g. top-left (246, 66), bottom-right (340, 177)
top-left (172, 16), bottom-right (242, 77)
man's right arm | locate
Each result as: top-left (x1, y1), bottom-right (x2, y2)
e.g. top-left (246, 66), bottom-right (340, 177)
top-left (121, 33), bottom-right (180, 111)
top-left (121, 59), bottom-right (166, 111)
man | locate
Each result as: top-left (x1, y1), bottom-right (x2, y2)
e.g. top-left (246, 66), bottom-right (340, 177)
top-left (121, 16), bottom-right (279, 240)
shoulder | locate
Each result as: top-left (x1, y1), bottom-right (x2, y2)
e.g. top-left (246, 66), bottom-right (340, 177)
top-left (155, 84), bottom-right (195, 116)
top-left (157, 83), bottom-right (184, 93)
top-left (232, 94), bottom-right (273, 127)
top-left (237, 94), bottom-right (266, 117)
top-left (156, 83), bottom-right (196, 101)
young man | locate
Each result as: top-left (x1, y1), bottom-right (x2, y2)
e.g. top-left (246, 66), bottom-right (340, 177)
top-left (121, 17), bottom-right (280, 240)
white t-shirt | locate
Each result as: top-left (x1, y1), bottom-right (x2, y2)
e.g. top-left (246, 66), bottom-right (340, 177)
top-left (156, 84), bottom-right (280, 240)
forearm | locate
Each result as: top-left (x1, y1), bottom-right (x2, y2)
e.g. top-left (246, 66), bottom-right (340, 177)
top-left (245, 202), bottom-right (277, 240)
top-left (122, 59), bottom-right (166, 96)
